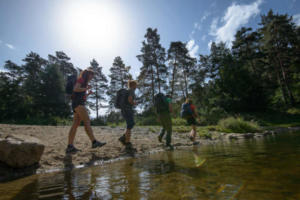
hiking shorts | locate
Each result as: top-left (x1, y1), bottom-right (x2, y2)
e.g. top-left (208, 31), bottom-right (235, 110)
top-left (121, 108), bottom-right (135, 129)
top-left (186, 116), bottom-right (197, 126)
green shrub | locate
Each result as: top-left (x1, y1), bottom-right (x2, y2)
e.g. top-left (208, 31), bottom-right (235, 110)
top-left (200, 107), bottom-right (228, 125)
top-left (173, 126), bottom-right (190, 133)
top-left (218, 117), bottom-right (262, 133)
top-left (91, 118), bottom-right (106, 126)
top-left (149, 127), bottom-right (158, 133)
top-left (287, 107), bottom-right (300, 115)
top-left (136, 116), bottom-right (159, 126)
top-left (172, 118), bottom-right (187, 126)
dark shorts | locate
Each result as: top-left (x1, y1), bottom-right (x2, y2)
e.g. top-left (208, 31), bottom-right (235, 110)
top-left (72, 92), bottom-right (85, 112)
top-left (186, 116), bottom-right (197, 126)
top-left (121, 108), bottom-right (135, 129)
top-left (72, 99), bottom-right (85, 112)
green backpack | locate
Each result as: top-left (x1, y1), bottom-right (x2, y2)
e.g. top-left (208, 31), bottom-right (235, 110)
top-left (154, 93), bottom-right (169, 114)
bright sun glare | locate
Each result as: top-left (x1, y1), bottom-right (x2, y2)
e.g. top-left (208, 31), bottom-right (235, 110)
top-left (62, 1), bottom-right (125, 54)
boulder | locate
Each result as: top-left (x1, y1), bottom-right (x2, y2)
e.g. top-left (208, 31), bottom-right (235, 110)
top-left (0, 135), bottom-right (44, 168)
top-left (263, 130), bottom-right (274, 136)
top-left (243, 133), bottom-right (254, 139)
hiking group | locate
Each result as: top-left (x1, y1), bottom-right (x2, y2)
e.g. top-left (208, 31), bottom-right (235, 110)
top-left (66, 67), bottom-right (200, 154)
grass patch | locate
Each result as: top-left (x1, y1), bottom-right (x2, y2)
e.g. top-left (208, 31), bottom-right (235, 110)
top-left (218, 117), bottom-right (262, 133)
top-left (149, 127), bottom-right (158, 133)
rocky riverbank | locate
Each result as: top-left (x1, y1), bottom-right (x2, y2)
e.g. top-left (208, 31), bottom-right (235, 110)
top-left (0, 124), bottom-right (299, 182)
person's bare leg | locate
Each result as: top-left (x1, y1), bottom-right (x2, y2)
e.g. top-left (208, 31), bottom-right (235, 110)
top-left (75, 106), bottom-right (96, 142)
top-left (190, 125), bottom-right (196, 141)
top-left (68, 112), bottom-right (81, 145)
top-left (125, 129), bottom-right (131, 143)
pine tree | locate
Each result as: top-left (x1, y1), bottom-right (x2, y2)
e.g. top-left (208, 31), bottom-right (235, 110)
top-left (22, 52), bottom-right (47, 117)
top-left (48, 51), bottom-right (77, 81)
top-left (107, 56), bottom-right (132, 110)
top-left (137, 28), bottom-right (167, 107)
top-left (40, 64), bottom-right (70, 117)
top-left (167, 42), bottom-right (185, 100)
top-left (259, 10), bottom-right (298, 106)
top-left (88, 59), bottom-right (108, 119)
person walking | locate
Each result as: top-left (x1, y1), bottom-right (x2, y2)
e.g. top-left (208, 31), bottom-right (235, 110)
top-left (155, 93), bottom-right (174, 150)
top-left (181, 98), bottom-right (199, 145)
top-left (118, 80), bottom-right (137, 151)
top-left (66, 68), bottom-right (106, 154)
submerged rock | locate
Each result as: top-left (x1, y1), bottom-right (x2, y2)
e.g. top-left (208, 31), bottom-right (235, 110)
top-left (243, 133), bottom-right (254, 139)
top-left (0, 135), bottom-right (44, 168)
top-left (263, 130), bottom-right (274, 136)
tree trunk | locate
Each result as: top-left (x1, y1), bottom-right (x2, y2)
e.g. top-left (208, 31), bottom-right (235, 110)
top-left (171, 61), bottom-right (177, 100)
top-left (96, 85), bottom-right (99, 120)
top-left (273, 57), bottom-right (288, 105)
top-left (184, 71), bottom-right (189, 98)
top-left (276, 52), bottom-right (295, 106)
top-left (150, 65), bottom-right (155, 104)
top-left (155, 65), bottom-right (161, 93)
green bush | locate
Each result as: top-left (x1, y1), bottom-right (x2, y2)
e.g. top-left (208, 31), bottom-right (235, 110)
top-left (91, 118), bottom-right (106, 126)
top-left (218, 117), bottom-right (262, 133)
top-left (200, 107), bottom-right (228, 125)
top-left (287, 107), bottom-right (300, 115)
top-left (136, 116), bottom-right (159, 126)
top-left (173, 126), bottom-right (190, 133)
top-left (172, 118), bottom-right (186, 126)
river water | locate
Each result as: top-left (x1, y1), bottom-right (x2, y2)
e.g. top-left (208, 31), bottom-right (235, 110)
top-left (0, 132), bottom-right (299, 200)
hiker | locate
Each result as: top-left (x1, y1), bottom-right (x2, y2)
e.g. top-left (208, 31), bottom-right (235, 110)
top-left (117, 80), bottom-right (137, 150)
top-left (66, 68), bottom-right (106, 154)
top-left (181, 98), bottom-right (199, 145)
top-left (155, 93), bottom-right (173, 150)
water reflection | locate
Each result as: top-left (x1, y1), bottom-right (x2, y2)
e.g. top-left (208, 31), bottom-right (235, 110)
top-left (0, 132), bottom-right (299, 200)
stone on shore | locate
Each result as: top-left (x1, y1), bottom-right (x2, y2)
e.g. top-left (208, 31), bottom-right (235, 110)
top-left (0, 135), bottom-right (44, 168)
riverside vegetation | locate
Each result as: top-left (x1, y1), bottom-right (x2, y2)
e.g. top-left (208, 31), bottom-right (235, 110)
top-left (0, 10), bottom-right (299, 132)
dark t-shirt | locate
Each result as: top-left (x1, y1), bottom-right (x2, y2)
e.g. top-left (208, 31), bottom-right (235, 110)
top-left (124, 89), bottom-right (135, 110)
top-left (72, 78), bottom-right (87, 110)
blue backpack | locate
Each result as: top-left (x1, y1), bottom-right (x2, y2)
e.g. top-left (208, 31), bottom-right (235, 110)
top-left (180, 103), bottom-right (193, 118)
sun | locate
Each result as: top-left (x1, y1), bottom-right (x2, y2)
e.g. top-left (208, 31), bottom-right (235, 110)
top-left (61, 1), bottom-right (125, 54)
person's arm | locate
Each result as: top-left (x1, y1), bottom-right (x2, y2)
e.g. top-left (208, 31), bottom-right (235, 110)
top-left (73, 82), bottom-right (90, 92)
top-left (86, 89), bottom-right (93, 96)
top-left (128, 95), bottom-right (136, 106)
top-left (191, 105), bottom-right (198, 118)
top-left (169, 103), bottom-right (173, 113)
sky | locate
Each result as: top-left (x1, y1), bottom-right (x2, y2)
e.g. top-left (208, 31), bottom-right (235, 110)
top-left (0, 0), bottom-right (299, 79)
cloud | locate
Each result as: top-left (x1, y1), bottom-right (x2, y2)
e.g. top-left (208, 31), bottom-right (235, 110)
top-left (200, 11), bottom-right (211, 23)
top-left (5, 43), bottom-right (15, 50)
top-left (208, 40), bottom-right (213, 50)
top-left (209, 17), bottom-right (219, 35)
top-left (293, 14), bottom-right (300, 26)
top-left (186, 39), bottom-right (199, 58)
top-left (194, 22), bottom-right (201, 30)
top-left (209, 0), bottom-right (263, 46)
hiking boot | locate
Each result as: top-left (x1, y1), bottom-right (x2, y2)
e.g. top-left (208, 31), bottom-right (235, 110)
top-left (92, 140), bottom-right (106, 148)
top-left (119, 134), bottom-right (126, 145)
top-left (66, 145), bottom-right (80, 154)
top-left (165, 144), bottom-right (174, 151)
top-left (158, 135), bottom-right (163, 143)
top-left (125, 142), bottom-right (137, 152)
top-left (188, 135), bottom-right (194, 142)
